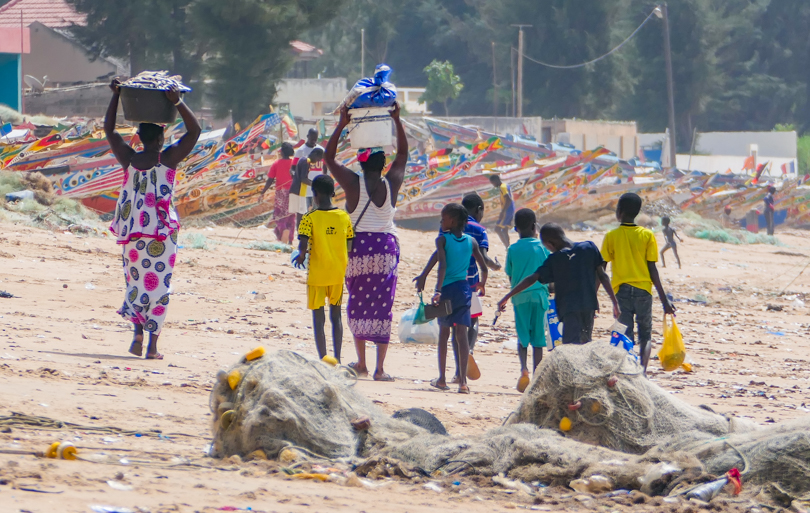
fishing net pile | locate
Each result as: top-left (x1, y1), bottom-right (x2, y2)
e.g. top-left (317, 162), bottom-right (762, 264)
top-left (209, 347), bottom-right (810, 495)
top-left (507, 341), bottom-right (755, 454)
top-left (209, 350), bottom-right (424, 460)
top-left (1, 171), bottom-right (102, 231)
top-left (654, 416), bottom-right (810, 495)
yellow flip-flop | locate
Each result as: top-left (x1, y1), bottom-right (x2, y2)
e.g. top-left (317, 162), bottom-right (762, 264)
top-left (517, 373), bottom-right (531, 393)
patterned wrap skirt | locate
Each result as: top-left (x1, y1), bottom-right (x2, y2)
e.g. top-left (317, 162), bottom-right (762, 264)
top-left (345, 232), bottom-right (399, 343)
top-left (118, 231), bottom-right (178, 335)
top-left (273, 186), bottom-right (295, 241)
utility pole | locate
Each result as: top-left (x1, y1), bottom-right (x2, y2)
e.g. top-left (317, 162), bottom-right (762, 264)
top-left (656, 4), bottom-right (677, 170)
top-left (20, 9), bottom-right (25, 114)
top-left (492, 41), bottom-right (497, 117)
top-left (511, 24), bottom-right (531, 118)
top-left (361, 29), bottom-right (365, 77)
top-left (510, 47), bottom-right (516, 117)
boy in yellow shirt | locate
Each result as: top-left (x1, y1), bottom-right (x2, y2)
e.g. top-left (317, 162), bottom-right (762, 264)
top-left (601, 193), bottom-right (675, 374)
top-left (295, 175), bottom-right (354, 362)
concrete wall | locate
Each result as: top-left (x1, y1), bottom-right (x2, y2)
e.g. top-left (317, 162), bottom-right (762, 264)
top-left (275, 78), bottom-right (347, 118)
top-left (544, 119), bottom-right (637, 159)
top-left (0, 53), bottom-right (21, 111)
top-left (441, 116), bottom-right (544, 138)
top-left (676, 154), bottom-right (798, 177)
top-left (25, 82), bottom-right (114, 118)
top-left (25, 23), bottom-right (118, 85)
top-left (695, 131), bottom-right (797, 159)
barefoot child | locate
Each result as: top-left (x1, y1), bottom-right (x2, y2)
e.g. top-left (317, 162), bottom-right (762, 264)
top-left (428, 203), bottom-right (488, 394)
top-left (489, 173), bottom-right (514, 249)
top-left (500, 209), bottom-right (550, 392)
top-left (294, 175), bottom-right (353, 362)
top-left (660, 216), bottom-right (682, 269)
top-left (602, 193), bottom-right (675, 374)
top-left (414, 193), bottom-right (501, 383)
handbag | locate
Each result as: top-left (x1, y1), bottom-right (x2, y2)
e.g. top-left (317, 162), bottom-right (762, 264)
top-left (424, 299), bottom-right (452, 320)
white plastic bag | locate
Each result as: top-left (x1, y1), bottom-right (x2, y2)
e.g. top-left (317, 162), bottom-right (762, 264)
top-left (398, 307), bottom-right (439, 344)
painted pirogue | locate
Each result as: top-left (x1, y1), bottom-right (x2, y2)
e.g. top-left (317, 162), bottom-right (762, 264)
top-left (2, 115), bottom-right (807, 228)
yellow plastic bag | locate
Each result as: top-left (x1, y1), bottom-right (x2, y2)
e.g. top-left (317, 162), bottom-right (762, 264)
top-left (659, 314), bottom-right (686, 371)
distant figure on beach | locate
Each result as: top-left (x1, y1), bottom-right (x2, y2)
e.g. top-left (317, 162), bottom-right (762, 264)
top-left (105, 79), bottom-right (201, 360)
top-left (293, 128), bottom-right (325, 210)
top-left (489, 173), bottom-right (514, 249)
top-left (324, 103), bottom-right (408, 382)
top-left (259, 142), bottom-right (295, 244)
top-left (763, 185), bottom-right (776, 236)
top-left (290, 147), bottom-right (325, 229)
top-left (660, 216), bottom-right (682, 269)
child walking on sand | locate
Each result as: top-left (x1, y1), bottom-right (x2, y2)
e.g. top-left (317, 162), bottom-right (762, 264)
top-left (414, 193), bottom-right (501, 383)
top-left (499, 209), bottom-right (550, 392)
top-left (489, 173), bottom-right (514, 249)
top-left (294, 175), bottom-right (354, 362)
top-left (660, 216), bottom-right (682, 269)
top-left (498, 219), bottom-right (621, 391)
top-left (428, 203), bottom-right (488, 394)
top-left (602, 193), bottom-right (675, 374)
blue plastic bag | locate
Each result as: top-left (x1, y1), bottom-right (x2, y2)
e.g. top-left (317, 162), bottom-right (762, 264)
top-left (347, 64), bottom-right (397, 109)
top-left (609, 321), bottom-right (639, 362)
top-left (546, 299), bottom-right (563, 350)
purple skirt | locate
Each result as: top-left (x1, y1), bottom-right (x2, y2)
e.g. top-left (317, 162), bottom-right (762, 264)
top-left (345, 232), bottom-right (399, 343)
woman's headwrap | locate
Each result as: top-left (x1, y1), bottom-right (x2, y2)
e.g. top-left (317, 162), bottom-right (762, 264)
top-left (357, 147), bottom-right (385, 163)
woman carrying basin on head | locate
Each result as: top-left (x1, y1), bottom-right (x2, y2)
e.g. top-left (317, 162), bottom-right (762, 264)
top-left (104, 79), bottom-right (201, 360)
top-left (324, 103), bottom-right (408, 381)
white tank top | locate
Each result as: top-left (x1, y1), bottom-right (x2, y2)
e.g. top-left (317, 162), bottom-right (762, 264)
top-left (350, 176), bottom-right (396, 234)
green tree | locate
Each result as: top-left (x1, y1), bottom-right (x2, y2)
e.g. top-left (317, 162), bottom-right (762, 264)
top-left (192, 0), bottom-right (341, 124)
top-left (65, 0), bottom-right (200, 78)
top-left (420, 60), bottom-right (464, 115)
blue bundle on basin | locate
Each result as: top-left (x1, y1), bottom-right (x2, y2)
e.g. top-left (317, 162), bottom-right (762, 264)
top-left (346, 64), bottom-right (397, 109)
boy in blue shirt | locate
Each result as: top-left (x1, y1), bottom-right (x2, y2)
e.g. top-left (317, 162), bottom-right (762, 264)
top-left (414, 193), bottom-right (501, 383)
top-left (423, 203), bottom-right (488, 394)
top-left (499, 222), bottom-right (620, 351)
top-left (496, 209), bottom-right (550, 392)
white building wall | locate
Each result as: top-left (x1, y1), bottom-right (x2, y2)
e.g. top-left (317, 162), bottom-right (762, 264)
top-left (275, 78), bottom-right (347, 118)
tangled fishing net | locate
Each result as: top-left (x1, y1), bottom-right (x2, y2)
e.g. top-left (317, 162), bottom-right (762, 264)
top-left (209, 350), bottom-right (423, 460)
top-left (1, 171), bottom-right (103, 231)
top-left (209, 346), bottom-right (810, 495)
top-left (507, 341), bottom-right (755, 454)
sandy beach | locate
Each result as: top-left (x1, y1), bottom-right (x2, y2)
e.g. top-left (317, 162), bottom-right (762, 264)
top-left (1, 220), bottom-right (809, 512)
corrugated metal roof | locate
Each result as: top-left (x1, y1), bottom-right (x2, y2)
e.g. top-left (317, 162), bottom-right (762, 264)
top-left (290, 40), bottom-right (323, 56)
top-left (0, 0), bottom-right (85, 28)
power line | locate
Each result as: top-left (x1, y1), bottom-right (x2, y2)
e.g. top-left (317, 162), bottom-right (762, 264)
top-left (517, 8), bottom-right (658, 70)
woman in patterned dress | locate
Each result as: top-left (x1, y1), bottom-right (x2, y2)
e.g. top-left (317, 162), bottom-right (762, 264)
top-left (324, 103), bottom-right (408, 381)
top-left (104, 79), bottom-right (201, 359)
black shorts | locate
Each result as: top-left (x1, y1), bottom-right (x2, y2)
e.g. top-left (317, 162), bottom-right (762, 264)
top-left (560, 310), bottom-right (595, 345)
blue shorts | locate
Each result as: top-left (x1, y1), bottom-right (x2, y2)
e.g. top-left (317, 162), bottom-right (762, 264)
top-left (496, 204), bottom-right (516, 229)
top-left (438, 280), bottom-right (472, 327)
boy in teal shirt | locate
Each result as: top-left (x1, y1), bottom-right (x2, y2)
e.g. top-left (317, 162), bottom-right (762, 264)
top-left (503, 208), bottom-right (549, 392)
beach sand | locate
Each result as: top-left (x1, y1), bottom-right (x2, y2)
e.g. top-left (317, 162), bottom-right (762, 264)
top-left (1, 221), bottom-right (809, 512)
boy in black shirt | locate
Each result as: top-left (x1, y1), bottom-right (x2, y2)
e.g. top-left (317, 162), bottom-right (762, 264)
top-left (498, 223), bottom-right (620, 344)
